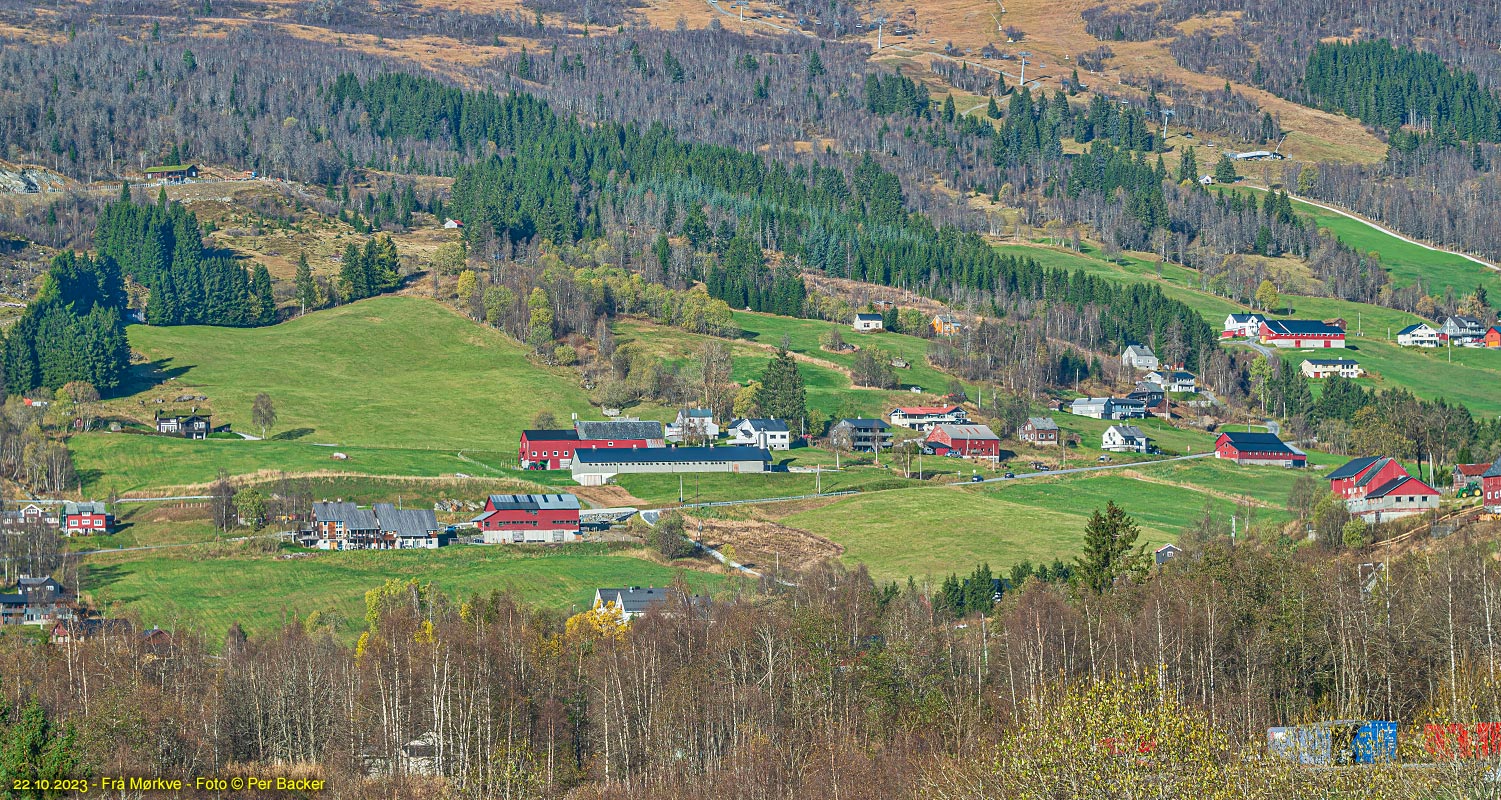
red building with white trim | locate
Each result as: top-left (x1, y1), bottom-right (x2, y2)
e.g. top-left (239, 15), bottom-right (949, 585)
top-left (1326, 457), bottom-right (1440, 523)
top-left (1326, 457), bottom-right (1409, 500)
top-left (1483, 456), bottom-right (1501, 513)
top-left (1259, 319), bottom-right (1346, 349)
top-left (520, 421), bottom-right (666, 470)
top-left (926, 423), bottom-right (1002, 458)
top-left (1214, 431), bottom-right (1306, 468)
top-left (61, 502), bottom-right (111, 536)
top-left (471, 494), bottom-right (581, 544)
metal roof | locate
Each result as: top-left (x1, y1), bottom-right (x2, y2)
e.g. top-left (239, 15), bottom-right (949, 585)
top-left (1326, 456), bottom-right (1383, 481)
top-left (1219, 431), bottom-right (1297, 455)
top-left (838, 418), bottom-right (889, 430)
top-left (596, 586), bottom-right (675, 614)
top-left (931, 423), bottom-right (999, 440)
top-left (855, 313), bottom-right (883, 321)
top-left (732, 418), bottom-right (790, 433)
top-left (486, 493), bottom-right (582, 512)
top-left (312, 501), bottom-right (380, 531)
top-left (62, 501), bottom-right (108, 516)
top-left (1262, 320), bottom-right (1344, 336)
top-left (1484, 455), bottom-right (1501, 479)
top-left (1026, 417), bottom-right (1058, 430)
top-left (372, 504), bottom-right (440, 538)
top-left (522, 429), bottom-right (580, 441)
top-left (572, 446), bottom-right (771, 465)
top-left (1107, 424), bottom-right (1147, 440)
top-left (575, 420), bottom-right (665, 441)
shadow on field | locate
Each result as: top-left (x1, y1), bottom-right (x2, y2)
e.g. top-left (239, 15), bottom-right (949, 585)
top-left (270, 427), bottom-right (315, 441)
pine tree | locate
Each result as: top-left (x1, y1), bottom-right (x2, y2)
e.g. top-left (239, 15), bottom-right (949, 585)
top-left (251, 263), bottom-right (275, 325)
top-left (1177, 146), bottom-right (1198, 183)
top-left (1213, 153), bottom-right (1238, 184)
top-left (758, 348), bottom-right (807, 431)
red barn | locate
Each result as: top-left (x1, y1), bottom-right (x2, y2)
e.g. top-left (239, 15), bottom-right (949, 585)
top-left (926, 423), bottom-right (1002, 458)
top-left (1325, 456), bottom-right (1410, 500)
top-left (520, 429), bottom-right (584, 469)
top-left (1483, 456), bottom-right (1501, 513)
top-left (1259, 319), bottom-right (1346, 349)
top-left (472, 494), bottom-right (582, 544)
top-left (61, 501), bottom-right (111, 536)
top-left (1215, 431), bottom-right (1306, 468)
top-left (1485, 327), bottom-right (1501, 348)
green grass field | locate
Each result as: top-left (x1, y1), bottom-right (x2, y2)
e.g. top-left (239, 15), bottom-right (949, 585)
top-left (84, 543), bottom-right (732, 643)
top-left (730, 310), bottom-right (960, 393)
top-left (69, 434), bottom-right (537, 493)
top-left (119, 295), bottom-right (595, 450)
top-left (782, 458), bottom-right (1296, 582)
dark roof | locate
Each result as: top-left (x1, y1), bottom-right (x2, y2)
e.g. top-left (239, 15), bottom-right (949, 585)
top-left (523, 429), bottom-right (580, 441)
top-left (1262, 319), bottom-right (1344, 336)
top-left (1397, 324), bottom-right (1432, 336)
top-left (1108, 425), bottom-right (1148, 440)
top-left (1304, 359), bottom-right (1359, 366)
top-left (595, 586), bottom-right (709, 615)
top-left (486, 493), bottom-right (581, 512)
top-left (1026, 417), bottom-right (1058, 430)
top-left (372, 504), bottom-right (440, 538)
top-left (56, 618), bottom-right (133, 638)
top-left (855, 313), bottom-right (883, 321)
top-left (1354, 458), bottom-right (1397, 488)
top-left (1228, 313), bottom-right (1263, 323)
top-left (1365, 475), bottom-right (1436, 499)
top-left (573, 446), bottom-right (771, 465)
top-left (0, 593), bottom-right (24, 606)
top-left (575, 420), bottom-right (665, 441)
top-left (838, 418), bottom-right (889, 430)
top-left (1219, 431), bottom-right (1297, 455)
top-left (1484, 455), bottom-right (1501, 479)
top-left (144, 163), bottom-right (195, 173)
top-left (312, 501), bottom-right (380, 531)
top-left (1326, 456), bottom-right (1383, 481)
top-left (62, 501), bottom-right (108, 516)
top-left (733, 418), bottom-right (790, 433)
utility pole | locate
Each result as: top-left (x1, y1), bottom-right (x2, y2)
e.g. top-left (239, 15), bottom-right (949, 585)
top-left (1018, 51), bottom-right (1031, 88)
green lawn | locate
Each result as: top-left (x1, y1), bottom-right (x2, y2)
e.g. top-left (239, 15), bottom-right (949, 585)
top-left (119, 295), bottom-right (595, 450)
top-left (84, 544), bottom-right (731, 643)
top-left (615, 464), bottom-right (919, 505)
top-left (730, 310), bottom-right (960, 393)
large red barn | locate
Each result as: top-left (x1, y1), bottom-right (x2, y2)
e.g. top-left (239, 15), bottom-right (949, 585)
top-left (472, 494), bottom-right (582, 544)
top-left (1484, 456), bottom-right (1501, 513)
top-left (1259, 319), bottom-right (1346, 349)
top-left (925, 423), bottom-right (1002, 458)
top-left (520, 421), bottom-right (666, 469)
top-left (1325, 456), bottom-right (1409, 500)
top-left (1215, 431), bottom-right (1306, 468)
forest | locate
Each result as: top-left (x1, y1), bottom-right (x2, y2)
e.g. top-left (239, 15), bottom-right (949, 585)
top-left (3, 529), bottom-right (1497, 798)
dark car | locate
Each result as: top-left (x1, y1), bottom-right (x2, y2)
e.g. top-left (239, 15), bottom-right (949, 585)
top-left (1003, 472), bottom-right (1015, 479)
top-left (970, 475), bottom-right (984, 483)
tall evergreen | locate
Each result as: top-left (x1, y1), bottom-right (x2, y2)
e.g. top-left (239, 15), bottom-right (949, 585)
top-left (1074, 501), bottom-right (1146, 593)
top-left (758, 348), bottom-right (807, 430)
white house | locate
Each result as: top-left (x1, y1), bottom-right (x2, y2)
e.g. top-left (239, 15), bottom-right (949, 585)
top-left (666, 408), bottom-right (718, 442)
top-left (1300, 359), bottom-right (1364, 379)
top-left (852, 313), bottom-right (884, 332)
top-left (1223, 313), bottom-right (1264, 338)
top-left (1397, 323), bottom-right (1441, 348)
top-left (1121, 345), bottom-right (1159, 371)
top-left (888, 405), bottom-right (968, 431)
top-left (1070, 397), bottom-right (1147, 420)
top-left (1144, 370), bottom-right (1197, 393)
top-left (442, 219), bottom-right (463, 229)
top-left (726, 418), bottom-right (792, 450)
top-left (1102, 424), bottom-right (1151, 453)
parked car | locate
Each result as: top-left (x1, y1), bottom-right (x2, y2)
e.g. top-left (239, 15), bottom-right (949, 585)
top-left (1097, 455), bottom-right (1112, 462)
top-left (970, 475), bottom-right (984, 483)
top-left (1003, 472), bottom-right (1015, 479)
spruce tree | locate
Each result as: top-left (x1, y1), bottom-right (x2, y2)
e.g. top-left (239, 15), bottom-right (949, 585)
top-left (758, 348), bottom-right (807, 430)
top-left (1074, 501), bottom-right (1146, 593)
top-left (294, 253), bottom-right (315, 315)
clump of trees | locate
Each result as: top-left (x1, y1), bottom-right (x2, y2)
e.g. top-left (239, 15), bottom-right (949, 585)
top-left (4, 251), bottom-right (129, 395)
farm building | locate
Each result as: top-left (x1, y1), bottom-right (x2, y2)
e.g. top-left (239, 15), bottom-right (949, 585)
top-left (1484, 456), bottom-right (1501, 513)
top-left (1326, 457), bottom-right (1440, 523)
top-left (830, 418), bottom-right (892, 451)
top-left (889, 405), bottom-right (967, 431)
top-left (1484, 326), bottom-right (1501, 347)
top-left (306, 502), bottom-right (444, 550)
top-left (143, 164), bottom-right (198, 181)
top-left (575, 419), bottom-right (666, 446)
top-left (852, 313), bottom-right (884, 332)
top-left (1397, 323), bottom-right (1441, 348)
top-left (1214, 431), bottom-right (1306, 468)
top-left (1069, 397), bottom-right (1147, 420)
top-left (1102, 425), bottom-right (1151, 453)
top-left (61, 502), bottom-right (112, 535)
top-left (925, 424), bottom-right (1002, 458)
top-left (1222, 313), bottom-right (1264, 338)
top-left (1018, 417), bottom-right (1059, 446)
top-left (1300, 359), bottom-right (1364, 379)
top-left (666, 409), bottom-right (718, 442)
top-left (570, 446), bottom-right (772, 486)
top-left (156, 413), bottom-right (212, 439)
top-left (519, 430), bottom-right (584, 469)
top-left (1259, 320), bottom-right (1346, 349)
top-left (726, 418), bottom-right (793, 450)
top-left (472, 494), bottom-right (581, 544)
top-left (1120, 344), bottom-right (1159, 371)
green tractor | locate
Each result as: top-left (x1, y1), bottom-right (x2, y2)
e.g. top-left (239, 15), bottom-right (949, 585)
top-left (1457, 481), bottom-right (1484, 500)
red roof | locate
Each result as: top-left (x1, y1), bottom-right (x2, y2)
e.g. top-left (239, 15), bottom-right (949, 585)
top-left (894, 405), bottom-right (961, 415)
top-left (1456, 463), bottom-right (1492, 478)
